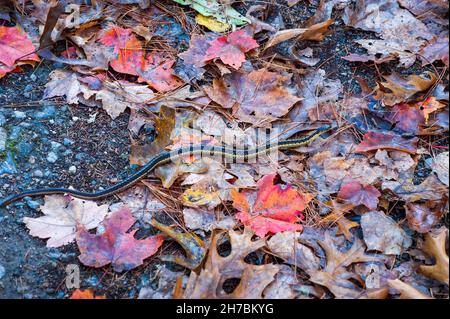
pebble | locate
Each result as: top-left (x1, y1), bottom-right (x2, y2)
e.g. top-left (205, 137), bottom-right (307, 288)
top-left (0, 152), bottom-right (17, 175)
top-left (0, 264), bottom-right (5, 280)
top-left (0, 113), bottom-right (6, 126)
top-left (30, 73), bottom-right (37, 81)
top-left (33, 105), bottom-right (56, 120)
top-left (68, 165), bottom-right (77, 174)
top-left (46, 152), bottom-right (58, 163)
top-left (63, 138), bottom-right (74, 146)
top-left (17, 142), bottom-right (33, 157)
top-left (24, 84), bottom-right (33, 93)
top-left (50, 141), bottom-right (62, 150)
top-left (33, 170), bottom-right (44, 178)
top-left (25, 197), bottom-right (41, 210)
top-left (0, 127), bottom-right (6, 152)
top-left (13, 111), bottom-right (26, 119)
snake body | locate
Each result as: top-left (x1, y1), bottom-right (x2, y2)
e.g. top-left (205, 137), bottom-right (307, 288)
top-left (0, 125), bottom-right (330, 207)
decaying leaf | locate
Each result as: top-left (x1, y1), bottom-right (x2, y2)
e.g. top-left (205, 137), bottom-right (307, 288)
top-left (231, 173), bottom-right (312, 237)
top-left (149, 219), bottom-right (207, 270)
top-left (23, 195), bottom-right (108, 248)
top-left (77, 206), bottom-right (164, 272)
top-left (175, 228), bottom-right (280, 299)
top-left (431, 152), bottom-right (449, 187)
top-left (405, 202), bottom-right (444, 234)
top-left (205, 69), bottom-right (301, 124)
top-left (264, 19), bottom-right (333, 49)
top-left (373, 72), bottom-right (438, 106)
top-left (419, 228), bottom-right (449, 285)
top-left (361, 211), bottom-right (412, 255)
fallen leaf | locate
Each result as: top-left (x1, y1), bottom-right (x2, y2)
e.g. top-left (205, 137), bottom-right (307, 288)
top-left (320, 201), bottom-right (359, 241)
top-left (267, 231), bottom-right (320, 271)
top-left (405, 202), bottom-right (444, 233)
top-left (204, 29), bottom-right (259, 69)
top-left (205, 69), bottom-right (301, 124)
top-left (431, 152), bottom-right (449, 186)
top-left (338, 181), bottom-right (381, 210)
top-left (175, 228), bottom-right (280, 299)
top-left (387, 279), bottom-right (432, 299)
top-left (361, 211), bottom-right (412, 255)
top-left (373, 72), bottom-right (438, 106)
top-left (420, 36), bottom-right (449, 67)
top-left (138, 266), bottom-right (182, 299)
top-left (182, 208), bottom-right (236, 231)
top-left (307, 231), bottom-right (379, 299)
top-left (130, 105), bottom-right (175, 166)
top-left (382, 174), bottom-right (448, 202)
top-left (418, 97), bottom-right (447, 124)
top-left (355, 132), bottom-right (419, 154)
top-left (0, 25), bottom-right (39, 75)
top-left (70, 289), bottom-right (106, 299)
top-left (195, 14), bottom-right (230, 32)
top-left (419, 227), bottom-right (449, 285)
top-left (263, 265), bottom-right (298, 299)
top-left (23, 195), bottom-right (108, 248)
top-left (231, 173), bottom-right (312, 237)
top-left (76, 206), bottom-right (164, 272)
top-left (149, 219), bottom-right (207, 270)
top-left (386, 103), bottom-right (425, 134)
top-left (265, 20), bottom-right (333, 49)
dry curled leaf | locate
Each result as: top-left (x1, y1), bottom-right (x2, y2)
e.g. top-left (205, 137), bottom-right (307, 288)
top-left (419, 228), bottom-right (449, 285)
top-left (23, 195), bottom-right (108, 248)
top-left (373, 72), bottom-right (438, 106)
top-left (431, 152), bottom-right (449, 187)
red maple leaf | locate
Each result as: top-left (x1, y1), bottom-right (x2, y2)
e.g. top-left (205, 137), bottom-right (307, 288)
top-left (138, 52), bottom-right (184, 92)
top-left (100, 26), bottom-right (145, 76)
top-left (338, 181), bottom-right (381, 210)
top-left (355, 131), bottom-right (419, 154)
top-left (76, 206), bottom-right (164, 272)
top-left (0, 26), bottom-right (39, 78)
top-left (231, 173), bottom-right (313, 237)
top-left (204, 29), bottom-right (259, 69)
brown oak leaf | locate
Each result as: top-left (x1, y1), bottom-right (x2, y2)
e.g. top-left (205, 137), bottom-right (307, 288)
top-left (419, 227), bottom-right (449, 285)
top-left (355, 132), bottom-right (419, 154)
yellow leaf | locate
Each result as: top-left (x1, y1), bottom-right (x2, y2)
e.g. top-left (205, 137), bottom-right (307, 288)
top-left (195, 14), bottom-right (230, 33)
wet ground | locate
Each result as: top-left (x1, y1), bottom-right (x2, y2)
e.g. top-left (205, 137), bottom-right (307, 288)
top-left (0, 1), bottom-right (447, 298)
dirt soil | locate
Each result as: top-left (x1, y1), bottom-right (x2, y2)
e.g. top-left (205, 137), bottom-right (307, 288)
top-left (0, 1), bottom-right (446, 298)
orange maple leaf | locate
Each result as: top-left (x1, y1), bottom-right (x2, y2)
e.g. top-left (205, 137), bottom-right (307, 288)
top-left (69, 289), bottom-right (106, 299)
top-left (231, 173), bottom-right (313, 237)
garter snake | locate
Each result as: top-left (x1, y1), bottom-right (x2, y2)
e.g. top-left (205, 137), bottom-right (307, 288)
top-left (0, 125), bottom-right (330, 208)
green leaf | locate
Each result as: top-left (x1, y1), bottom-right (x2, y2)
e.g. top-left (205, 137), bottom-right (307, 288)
top-left (172, 0), bottom-right (250, 27)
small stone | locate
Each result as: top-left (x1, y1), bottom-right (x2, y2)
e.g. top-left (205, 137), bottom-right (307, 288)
top-left (17, 142), bottom-right (33, 156)
top-left (33, 170), bottom-right (44, 178)
top-left (68, 166), bottom-right (77, 174)
top-left (34, 105), bottom-right (56, 120)
top-left (50, 141), bottom-right (62, 150)
top-left (0, 113), bottom-right (6, 126)
top-left (63, 138), bottom-right (74, 146)
top-left (0, 127), bottom-right (7, 152)
top-left (24, 84), bottom-right (33, 92)
top-left (47, 151), bottom-right (58, 163)
top-left (13, 111), bottom-right (26, 119)
top-left (25, 197), bottom-right (41, 210)
top-left (30, 73), bottom-right (37, 81)
top-left (0, 264), bottom-right (5, 280)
